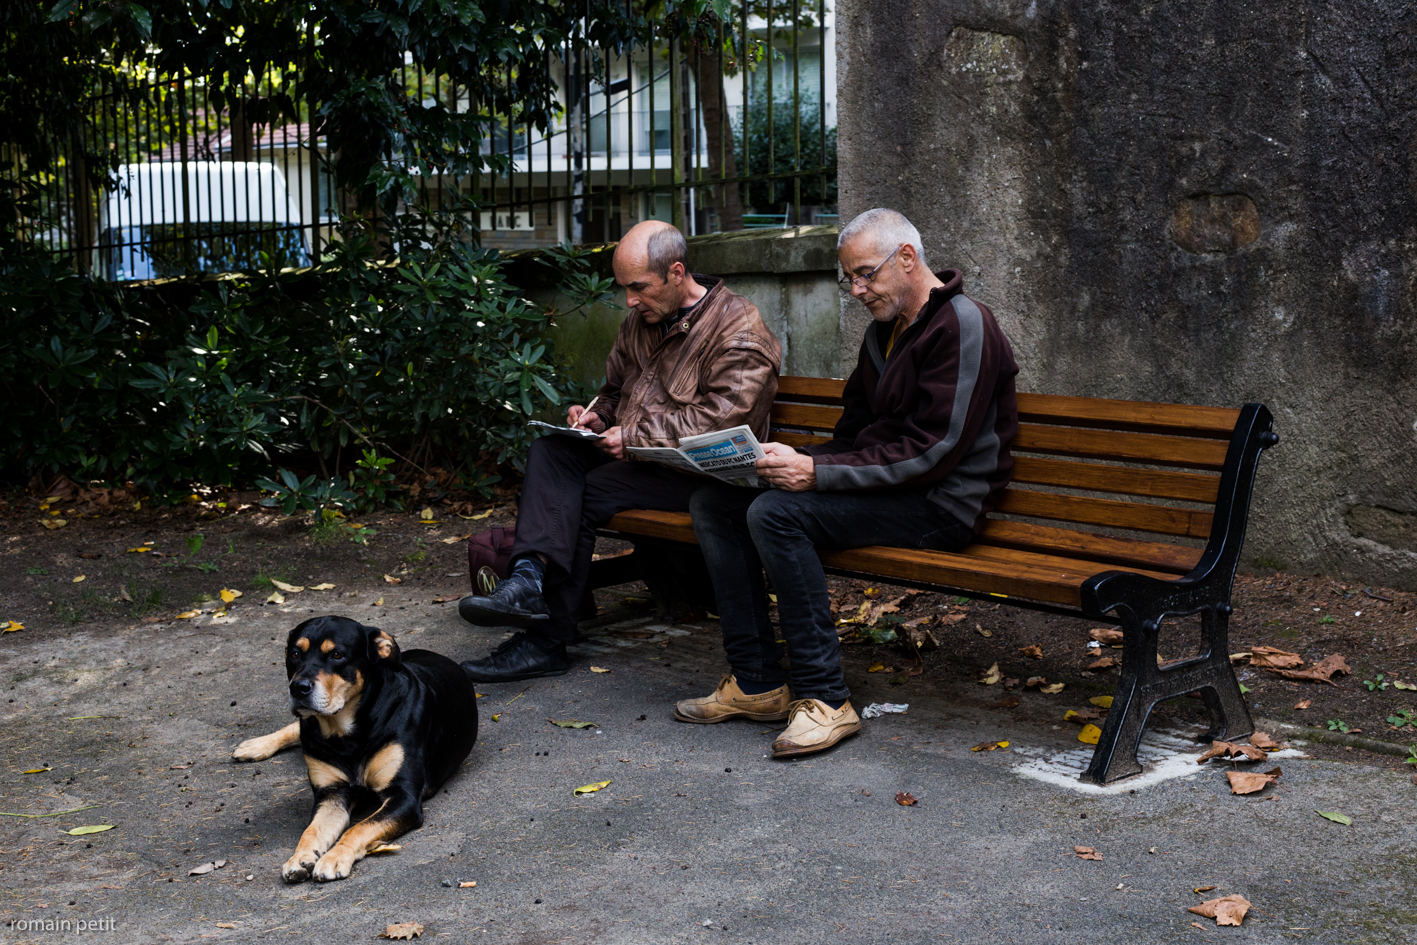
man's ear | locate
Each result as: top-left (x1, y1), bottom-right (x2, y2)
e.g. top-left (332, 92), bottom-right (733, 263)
top-left (365, 625), bottom-right (402, 668)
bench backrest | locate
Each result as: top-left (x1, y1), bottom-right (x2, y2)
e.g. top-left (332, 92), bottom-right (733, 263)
top-left (769, 376), bottom-right (1242, 577)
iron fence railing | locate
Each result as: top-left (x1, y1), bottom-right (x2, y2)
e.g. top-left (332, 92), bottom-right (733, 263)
top-left (4, 2), bottom-right (836, 279)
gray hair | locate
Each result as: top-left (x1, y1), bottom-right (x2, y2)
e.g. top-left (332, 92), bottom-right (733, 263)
top-left (838, 208), bottom-right (927, 269)
top-left (646, 226), bottom-right (689, 280)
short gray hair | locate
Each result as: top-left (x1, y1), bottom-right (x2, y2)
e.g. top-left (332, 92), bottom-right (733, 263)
top-left (646, 226), bottom-right (689, 280)
top-left (838, 208), bottom-right (927, 269)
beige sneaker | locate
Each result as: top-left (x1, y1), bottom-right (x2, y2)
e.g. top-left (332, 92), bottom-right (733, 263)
top-left (771, 699), bottom-right (861, 757)
top-left (673, 674), bottom-right (792, 724)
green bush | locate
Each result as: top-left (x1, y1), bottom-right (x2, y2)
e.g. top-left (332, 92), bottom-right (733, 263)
top-left (0, 212), bottom-right (614, 499)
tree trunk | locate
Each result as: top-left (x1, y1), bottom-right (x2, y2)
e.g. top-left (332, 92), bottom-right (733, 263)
top-left (690, 50), bottom-right (743, 233)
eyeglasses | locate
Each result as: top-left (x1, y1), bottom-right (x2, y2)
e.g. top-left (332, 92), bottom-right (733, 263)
top-left (837, 245), bottom-right (902, 290)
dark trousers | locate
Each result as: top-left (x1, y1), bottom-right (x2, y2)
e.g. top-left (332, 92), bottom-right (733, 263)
top-left (511, 435), bottom-right (702, 643)
top-left (689, 485), bottom-right (974, 702)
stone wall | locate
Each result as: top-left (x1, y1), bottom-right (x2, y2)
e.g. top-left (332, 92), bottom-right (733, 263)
top-left (516, 226), bottom-right (842, 392)
top-left (836, 0), bottom-right (1417, 587)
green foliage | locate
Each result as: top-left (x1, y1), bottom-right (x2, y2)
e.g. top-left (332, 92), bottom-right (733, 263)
top-left (733, 84), bottom-right (837, 212)
top-left (1319, 614), bottom-right (1336, 624)
top-left (1387, 709), bottom-right (1416, 730)
top-left (1326, 719), bottom-right (1353, 733)
top-left (184, 533), bottom-right (205, 557)
top-left (1, 210), bottom-right (599, 496)
top-left (1364, 674), bottom-right (1389, 692)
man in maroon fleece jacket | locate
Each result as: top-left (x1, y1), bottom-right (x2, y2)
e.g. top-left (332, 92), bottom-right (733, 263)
top-left (677, 208), bottom-right (1020, 758)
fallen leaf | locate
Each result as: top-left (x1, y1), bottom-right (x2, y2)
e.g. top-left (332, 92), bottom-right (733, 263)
top-left (266, 590), bottom-right (285, 604)
top-left (976, 624), bottom-right (993, 638)
top-left (380, 923), bottom-right (424, 940)
top-left (1294, 699), bottom-right (1312, 709)
top-left (309, 583), bottom-right (336, 591)
top-left (868, 663), bottom-right (890, 673)
top-left (1228, 651), bottom-right (1251, 663)
top-left (459, 880), bottom-right (477, 888)
top-left (1248, 645), bottom-right (1303, 669)
top-left (971, 740), bottom-right (1010, 751)
top-left (217, 923), bottom-right (237, 929)
top-left (170, 762), bottom-right (193, 769)
top-left (1088, 657), bottom-right (1120, 670)
top-left (373, 597), bottom-right (384, 607)
top-left (2, 621), bottom-right (23, 632)
top-left (370, 843), bottom-right (402, 854)
top-left (465, 507), bottom-right (495, 520)
top-left (590, 666), bottom-right (611, 674)
top-left (1063, 708), bottom-right (1100, 723)
top-left (1197, 740), bottom-right (1268, 764)
top-left (1019, 644), bottom-right (1043, 659)
top-left (23, 766), bottom-right (52, 774)
top-left (219, 588), bottom-right (242, 603)
top-left (127, 547), bottom-right (151, 554)
top-left (978, 662), bottom-right (1002, 685)
top-left (574, 780), bottom-right (612, 796)
top-left (1077, 724), bottom-right (1102, 744)
top-left (1074, 845), bottom-right (1102, 860)
top-left (40, 518), bottom-right (67, 529)
top-left (1226, 767), bottom-right (1282, 795)
top-left (175, 611), bottom-right (200, 619)
top-left (431, 595), bottom-right (459, 604)
top-left (62, 824), bottom-right (114, 835)
top-left (270, 579), bottom-right (304, 593)
top-left (384, 574), bottom-right (403, 585)
top-left (993, 696), bottom-right (1020, 708)
top-left (1393, 680), bottom-right (1417, 691)
top-left (490, 714), bottom-right (500, 722)
top-left (421, 507), bottom-right (435, 520)
top-left (1089, 627), bottom-right (1124, 646)
top-left (1316, 810), bottom-right (1353, 825)
top-left (1193, 885), bottom-right (1217, 894)
top-left (188, 859), bottom-right (227, 876)
top-left (1270, 653), bottom-right (1351, 685)
top-left (1249, 732), bottom-right (1286, 751)
top-left (1002, 677), bottom-right (1021, 690)
top-left (441, 534), bottom-right (473, 544)
top-left (1188, 894), bottom-right (1252, 926)
top-left (72, 575), bottom-right (86, 583)
top-left (863, 587), bottom-right (880, 598)
top-left (1089, 696), bottom-right (1114, 708)
top-left (548, 719), bottom-right (596, 729)
top-left (1040, 682), bottom-right (1066, 694)
top-left (1025, 676), bottom-right (1047, 688)
top-left (894, 792), bottom-right (918, 806)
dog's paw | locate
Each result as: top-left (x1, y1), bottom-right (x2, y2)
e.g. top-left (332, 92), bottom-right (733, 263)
top-left (233, 735), bottom-right (279, 763)
top-left (312, 849), bottom-right (356, 883)
top-left (281, 851), bottom-right (318, 884)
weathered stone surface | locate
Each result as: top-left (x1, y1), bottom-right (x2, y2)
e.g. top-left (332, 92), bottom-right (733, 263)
top-left (837, 0), bottom-right (1417, 588)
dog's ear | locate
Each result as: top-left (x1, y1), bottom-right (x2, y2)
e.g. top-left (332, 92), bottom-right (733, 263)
top-left (365, 625), bottom-right (402, 668)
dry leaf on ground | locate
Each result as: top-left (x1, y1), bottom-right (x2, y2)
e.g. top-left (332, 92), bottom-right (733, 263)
top-left (1271, 653), bottom-right (1351, 685)
top-left (1040, 682), bottom-right (1066, 694)
top-left (1089, 696), bottom-right (1114, 708)
top-left (373, 597), bottom-right (384, 607)
top-left (1248, 645), bottom-right (1304, 669)
top-left (590, 666), bottom-right (611, 674)
top-left (219, 588), bottom-right (242, 603)
top-left (1025, 676), bottom-right (1047, 688)
top-left (1249, 732), bottom-right (1287, 751)
top-left (1064, 708), bottom-right (1101, 723)
top-left (1316, 810), bottom-right (1353, 825)
top-left (1188, 894), bottom-right (1252, 926)
top-left (574, 780), bottom-right (611, 796)
top-left (384, 574), bottom-right (403, 585)
top-left (976, 624), bottom-right (993, 637)
top-left (188, 859), bottom-right (227, 876)
top-left (993, 696), bottom-right (1021, 709)
top-left (270, 579), bottom-right (304, 593)
top-left (547, 719), bottom-right (595, 729)
top-left (1077, 724), bottom-right (1102, 744)
top-left (2, 621), bottom-right (23, 632)
top-left (175, 610), bottom-right (199, 619)
top-left (1003, 677), bottom-right (1021, 689)
top-left (1197, 740), bottom-right (1268, 764)
top-left (370, 843), bottom-right (402, 854)
top-left (431, 596), bottom-right (459, 604)
top-left (1019, 644), bottom-right (1043, 659)
top-left (72, 574), bottom-right (86, 583)
top-left (266, 591), bottom-right (285, 604)
top-left (868, 663), bottom-right (890, 673)
top-left (1193, 885), bottom-right (1217, 894)
top-left (971, 740), bottom-right (1009, 751)
top-left (1089, 628), bottom-right (1124, 646)
top-left (62, 825), bottom-right (114, 835)
top-left (1088, 657), bottom-right (1120, 670)
top-left (894, 792), bottom-right (918, 806)
top-left (1226, 767), bottom-right (1281, 795)
top-left (1294, 699), bottom-right (1312, 709)
top-left (309, 583), bottom-right (336, 591)
top-left (979, 663), bottom-right (1002, 685)
top-left (1074, 846), bottom-right (1102, 860)
top-left (380, 923), bottom-right (424, 940)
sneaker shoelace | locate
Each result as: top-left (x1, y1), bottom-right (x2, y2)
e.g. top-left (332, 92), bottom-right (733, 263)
top-left (786, 698), bottom-right (823, 721)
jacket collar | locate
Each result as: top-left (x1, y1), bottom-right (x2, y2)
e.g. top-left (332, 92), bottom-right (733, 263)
top-left (864, 269), bottom-right (965, 371)
top-left (664, 274), bottom-right (722, 336)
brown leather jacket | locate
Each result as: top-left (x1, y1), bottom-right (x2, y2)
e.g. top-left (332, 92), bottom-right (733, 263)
top-left (591, 275), bottom-right (782, 449)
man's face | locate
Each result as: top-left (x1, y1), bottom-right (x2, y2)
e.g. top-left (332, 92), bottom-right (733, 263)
top-left (839, 237), bottom-right (909, 323)
top-left (613, 255), bottom-right (685, 324)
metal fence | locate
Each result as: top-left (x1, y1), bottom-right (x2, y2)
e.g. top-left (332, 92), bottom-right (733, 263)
top-left (5, 2), bottom-right (836, 279)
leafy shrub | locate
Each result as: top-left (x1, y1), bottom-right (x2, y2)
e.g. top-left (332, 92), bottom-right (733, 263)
top-left (0, 210), bottom-right (614, 499)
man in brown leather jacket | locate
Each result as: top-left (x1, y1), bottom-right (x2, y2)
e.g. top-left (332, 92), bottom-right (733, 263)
top-left (459, 220), bottom-right (782, 682)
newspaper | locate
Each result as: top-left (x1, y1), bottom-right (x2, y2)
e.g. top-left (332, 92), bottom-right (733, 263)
top-left (627, 425), bottom-right (766, 487)
top-left (526, 420), bottom-right (605, 441)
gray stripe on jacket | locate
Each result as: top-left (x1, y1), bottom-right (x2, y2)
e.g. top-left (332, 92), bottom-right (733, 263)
top-left (816, 294), bottom-right (985, 491)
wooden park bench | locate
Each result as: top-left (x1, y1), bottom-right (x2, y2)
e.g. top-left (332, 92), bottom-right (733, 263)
top-left (591, 376), bottom-right (1279, 784)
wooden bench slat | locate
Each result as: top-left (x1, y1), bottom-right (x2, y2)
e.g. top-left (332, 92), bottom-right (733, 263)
top-left (777, 376), bottom-right (848, 404)
top-left (818, 545), bottom-right (1090, 607)
top-left (1013, 424), bottom-right (1230, 471)
top-left (770, 402), bottom-right (845, 432)
top-left (773, 431), bottom-right (834, 448)
top-left (1016, 391), bottom-right (1241, 438)
top-left (975, 519), bottom-right (1203, 574)
top-left (995, 488), bottom-right (1214, 539)
top-left (604, 509), bottom-right (697, 543)
top-left (1011, 455), bottom-right (1221, 503)
top-left (957, 542), bottom-right (1182, 582)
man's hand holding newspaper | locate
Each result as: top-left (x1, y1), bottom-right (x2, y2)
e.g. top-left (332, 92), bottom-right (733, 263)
top-left (626, 426), bottom-right (769, 488)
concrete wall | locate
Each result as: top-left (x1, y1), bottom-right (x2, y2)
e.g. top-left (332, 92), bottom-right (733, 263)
top-left (518, 226), bottom-right (842, 393)
top-left (836, 0), bottom-right (1417, 587)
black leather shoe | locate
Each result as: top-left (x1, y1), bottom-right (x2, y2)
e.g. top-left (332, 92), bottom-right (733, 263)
top-left (460, 632), bottom-right (571, 683)
top-left (458, 576), bottom-right (550, 629)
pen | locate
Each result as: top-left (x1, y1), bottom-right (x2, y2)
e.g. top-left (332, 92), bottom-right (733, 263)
top-left (572, 395), bottom-right (601, 429)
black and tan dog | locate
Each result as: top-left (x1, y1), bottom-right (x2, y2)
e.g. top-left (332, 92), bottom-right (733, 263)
top-left (232, 616), bottom-right (478, 883)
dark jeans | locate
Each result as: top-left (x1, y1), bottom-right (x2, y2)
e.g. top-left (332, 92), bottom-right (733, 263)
top-left (511, 435), bottom-right (702, 643)
top-left (690, 485), bottom-right (974, 702)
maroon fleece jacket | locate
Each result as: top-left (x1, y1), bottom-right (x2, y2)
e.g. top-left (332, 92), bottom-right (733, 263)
top-left (803, 269), bottom-right (1019, 532)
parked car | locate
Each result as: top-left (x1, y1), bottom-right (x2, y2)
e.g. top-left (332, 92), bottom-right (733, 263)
top-left (96, 161), bottom-right (311, 281)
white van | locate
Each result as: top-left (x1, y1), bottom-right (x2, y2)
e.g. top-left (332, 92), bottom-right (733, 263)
top-left (97, 162), bottom-right (311, 281)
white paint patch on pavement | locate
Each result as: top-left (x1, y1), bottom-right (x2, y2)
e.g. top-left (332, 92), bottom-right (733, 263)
top-left (1010, 726), bottom-right (1211, 795)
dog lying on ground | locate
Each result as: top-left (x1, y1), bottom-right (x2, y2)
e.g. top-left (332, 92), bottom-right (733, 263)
top-left (232, 616), bottom-right (478, 883)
